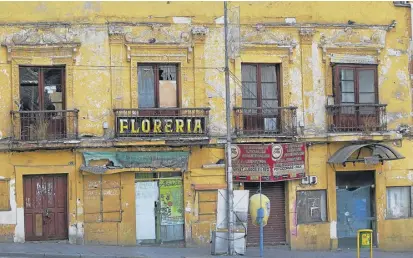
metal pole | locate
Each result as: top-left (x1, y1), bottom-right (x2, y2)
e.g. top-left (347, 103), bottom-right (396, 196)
top-left (224, 1), bottom-right (234, 255)
top-left (259, 176), bottom-right (263, 257)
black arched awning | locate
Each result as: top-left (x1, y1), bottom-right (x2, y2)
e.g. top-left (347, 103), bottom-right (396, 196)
top-left (327, 143), bottom-right (404, 164)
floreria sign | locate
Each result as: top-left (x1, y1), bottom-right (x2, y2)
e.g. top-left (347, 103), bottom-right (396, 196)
top-left (116, 116), bottom-right (206, 136)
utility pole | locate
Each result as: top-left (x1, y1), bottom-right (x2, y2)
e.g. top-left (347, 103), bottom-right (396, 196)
top-left (224, 1), bottom-right (235, 256)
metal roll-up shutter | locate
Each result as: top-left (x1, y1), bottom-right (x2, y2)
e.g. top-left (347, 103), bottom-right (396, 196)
top-left (244, 182), bottom-right (286, 246)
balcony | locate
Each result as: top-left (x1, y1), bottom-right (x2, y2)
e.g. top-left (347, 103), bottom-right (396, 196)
top-left (11, 110), bottom-right (79, 141)
top-left (326, 104), bottom-right (387, 133)
top-left (233, 107), bottom-right (297, 137)
top-left (114, 108), bottom-right (210, 137)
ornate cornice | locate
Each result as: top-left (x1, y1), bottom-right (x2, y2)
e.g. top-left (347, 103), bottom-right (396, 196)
top-left (318, 27), bottom-right (386, 62)
top-left (1, 28), bottom-right (80, 62)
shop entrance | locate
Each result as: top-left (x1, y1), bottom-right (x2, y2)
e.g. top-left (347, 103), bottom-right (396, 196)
top-left (23, 174), bottom-right (68, 241)
top-left (336, 171), bottom-right (375, 248)
top-left (135, 172), bottom-right (184, 244)
top-left (244, 182), bottom-right (286, 246)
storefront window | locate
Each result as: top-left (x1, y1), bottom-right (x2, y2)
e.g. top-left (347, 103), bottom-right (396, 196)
top-left (386, 186), bottom-right (412, 219)
top-left (296, 190), bottom-right (327, 224)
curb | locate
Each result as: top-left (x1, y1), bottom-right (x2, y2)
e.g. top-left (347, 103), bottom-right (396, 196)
top-left (0, 252), bottom-right (146, 258)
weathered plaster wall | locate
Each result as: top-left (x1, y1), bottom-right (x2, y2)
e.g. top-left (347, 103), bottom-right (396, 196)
top-left (286, 141), bottom-right (413, 251)
top-left (0, 0), bottom-right (411, 251)
top-left (0, 146), bottom-right (225, 246)
top-left (0, 1), bottom-right (410, 139)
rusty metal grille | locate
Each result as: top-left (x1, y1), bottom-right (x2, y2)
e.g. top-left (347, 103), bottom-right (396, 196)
top-left (234, 107), bottom-right (297, 136)
top-left (326, 104), bottom-right (387, 132)
top-left (11, 110), bottom-right (79, 141)
top-left (114, 108), bottom-right (210, 137)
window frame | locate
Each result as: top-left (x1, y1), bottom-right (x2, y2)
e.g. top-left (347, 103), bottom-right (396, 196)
top-left (241, 63), bottom-right (281, 109)
top-left (333, 64), bottom-right (378, 106)
top-left (386, 186), bottom-right (413, 220)
top-left (137, 63), bottom-right (180, 108)
top-left (296, 189), bottom-right (328, 225)
top-left (19, 66), bottom-right (66, 111)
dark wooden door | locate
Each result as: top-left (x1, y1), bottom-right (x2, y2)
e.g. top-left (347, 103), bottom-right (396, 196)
top-left (23, 174), bottom-right (68, 241)
top-left (244, 182), bottom-right (286, 246)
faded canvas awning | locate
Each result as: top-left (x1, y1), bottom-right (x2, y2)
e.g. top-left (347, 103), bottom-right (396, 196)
top-left (328, 143), bottom-right (404, 164)
top-left (80, 151), bottom-right (189, 174)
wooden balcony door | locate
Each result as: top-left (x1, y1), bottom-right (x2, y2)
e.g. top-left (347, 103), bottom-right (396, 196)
top-left (138, 64), bottom-right (179, 117)
top-left (19, 66), bottom-right (66, 140)
top-left (241, 63), bottom-right (280, 134)
top-left (333, 65), bottom-right (378, 131)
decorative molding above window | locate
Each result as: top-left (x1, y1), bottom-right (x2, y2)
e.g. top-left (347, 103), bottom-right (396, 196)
top-left (240, 25), bottom-right (297, 62)
top-left (125, 44), bottom-right (192, 63)
top-left (330, 53), bottom-right (378, 65)
top-left (1, 28), bottom-right (80, 62)
top-left (318, 27), bottom-right (386, 62)
top-left (124, 24), bottom-right (191, 45)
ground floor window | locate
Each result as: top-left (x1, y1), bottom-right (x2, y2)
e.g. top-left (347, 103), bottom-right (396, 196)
top-left (296, 190), bottom-right (327, 224)
top-left (386, 186), bottom-right (413, 219)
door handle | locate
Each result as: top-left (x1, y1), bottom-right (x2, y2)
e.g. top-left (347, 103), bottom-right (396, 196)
top-left (44, 208), bottom-right (50, 218)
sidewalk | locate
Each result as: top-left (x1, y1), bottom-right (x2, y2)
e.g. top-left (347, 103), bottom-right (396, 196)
top-left (0, 242), bottom-right (412, 258)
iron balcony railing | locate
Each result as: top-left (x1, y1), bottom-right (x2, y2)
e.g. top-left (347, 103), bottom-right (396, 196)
top-left (114, 108), bottom-right (210, 137)
top-left (326, 104), bottom-right (387, 132)
top-left (10, 109), bottom-right (79, 141)
top-left (233, 107), bottom-right (298, 136)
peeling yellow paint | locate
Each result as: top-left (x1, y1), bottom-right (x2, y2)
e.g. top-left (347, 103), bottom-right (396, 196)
top-left (0, 1), bottom-right (412, 252)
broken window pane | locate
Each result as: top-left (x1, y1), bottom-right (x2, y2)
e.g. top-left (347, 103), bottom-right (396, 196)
top-left (297, 190), bottom-right (327, 224)
top-left (159, 65), bottom-right (177, 108)
top-left (19, 67), bottom-right (40, 111)
top-left (19, 67), bottom-right (65, 111)
top-left (43, 68), bottom-right (63, 111)
top-left (386, 186), bottom-right (411, 219)
top-left (138, 64), bottom-right (178, 108)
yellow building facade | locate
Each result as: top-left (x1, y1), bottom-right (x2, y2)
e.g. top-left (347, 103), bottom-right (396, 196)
top-left (0, 1), bottom-right (412, 251)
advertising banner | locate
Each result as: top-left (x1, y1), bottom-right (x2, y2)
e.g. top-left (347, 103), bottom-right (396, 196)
top-left (159, 179), bottom-right (184, 226)
top-left (231, 143), bottom-right (306, 182)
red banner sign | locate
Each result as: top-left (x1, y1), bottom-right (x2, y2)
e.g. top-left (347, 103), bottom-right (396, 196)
top-left (231, 143), bottom-right (306, 182)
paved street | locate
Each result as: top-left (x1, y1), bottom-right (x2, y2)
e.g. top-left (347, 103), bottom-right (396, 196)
top-left (0, 243), bottom-right (413, 258)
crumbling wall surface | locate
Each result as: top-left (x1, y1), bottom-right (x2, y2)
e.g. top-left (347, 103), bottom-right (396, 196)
top-left (0, 1), bottom-right (411, 251)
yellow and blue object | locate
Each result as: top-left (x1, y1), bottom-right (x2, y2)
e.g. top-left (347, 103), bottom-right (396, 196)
top-left (249, 193), bottom-right (270, 257)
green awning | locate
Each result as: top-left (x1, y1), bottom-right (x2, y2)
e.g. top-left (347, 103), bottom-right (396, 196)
top-left (80, 151), bottom-right (189, 174)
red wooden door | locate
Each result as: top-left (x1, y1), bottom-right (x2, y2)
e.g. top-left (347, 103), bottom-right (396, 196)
top-left (23, 174), bottom-right (68, 241)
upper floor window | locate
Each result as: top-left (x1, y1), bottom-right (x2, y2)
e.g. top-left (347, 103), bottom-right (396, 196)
top-left (333, 65), bottom-right (378, 107)
top-left (327, 64), bottom-right (386, 132)
top-left (138, 64), bottom-right (178, 108)
top-left (240, 64), bottom-right (281, 134)
top-left (241, 64), bottom-right (279, 110)
top-left (19, 66), bottom-right (65, 111)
